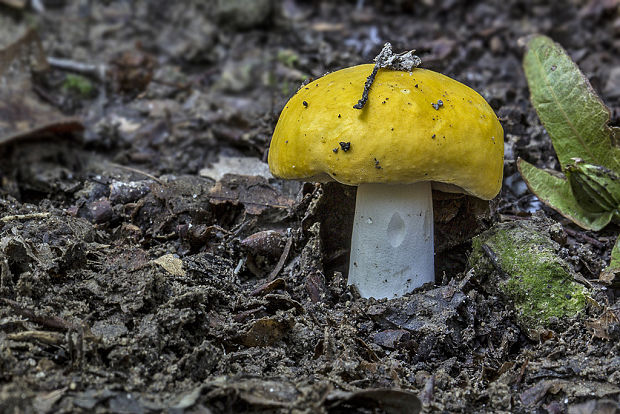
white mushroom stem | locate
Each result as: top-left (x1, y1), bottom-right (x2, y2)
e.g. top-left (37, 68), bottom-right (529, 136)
top-left (347, 182), bottom-right (435, 299)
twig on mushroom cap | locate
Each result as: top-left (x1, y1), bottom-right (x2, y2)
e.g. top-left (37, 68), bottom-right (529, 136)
top-left (353, 42), bottom-right (422, 109)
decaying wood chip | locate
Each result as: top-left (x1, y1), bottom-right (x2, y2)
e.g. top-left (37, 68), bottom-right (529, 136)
top-left (7, 330), bottom-right (65, 345)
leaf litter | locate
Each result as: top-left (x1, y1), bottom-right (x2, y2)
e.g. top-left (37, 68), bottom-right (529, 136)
top-left (0, 1), bottom-right (619, 413)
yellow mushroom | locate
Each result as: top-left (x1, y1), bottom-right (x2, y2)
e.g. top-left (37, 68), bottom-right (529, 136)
top-left (268, 64), bottom-right (504, 299)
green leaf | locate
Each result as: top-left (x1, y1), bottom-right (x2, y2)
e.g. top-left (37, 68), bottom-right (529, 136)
top-left (566, 160), bottom-right (620, 213)
top-left (523, 35), bottom-right (620, 172)
top-left (517, 158), bottom-right (614, 231)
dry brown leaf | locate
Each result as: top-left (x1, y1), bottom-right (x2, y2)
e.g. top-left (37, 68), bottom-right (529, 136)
top-left (238, 317), bottom-right (292, 347)
top-left (152, 254), bottom-right (186, 277)
top-left (0, 29), bottom-right (83, 146)
top-left (585, 308), bottom-right (619, 340)
top-left (208, 175), bottom-right (294, 215)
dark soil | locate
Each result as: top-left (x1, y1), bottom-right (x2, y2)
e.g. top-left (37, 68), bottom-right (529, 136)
top-left (0, 1), bottom-right (619, 413)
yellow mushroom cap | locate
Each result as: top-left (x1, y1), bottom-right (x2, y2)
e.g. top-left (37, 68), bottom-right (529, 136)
top-left (268, 64), bottom-right (504, 200)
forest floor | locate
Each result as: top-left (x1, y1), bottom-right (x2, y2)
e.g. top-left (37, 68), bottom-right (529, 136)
top-left (0, 0), bottom-right (619, 413)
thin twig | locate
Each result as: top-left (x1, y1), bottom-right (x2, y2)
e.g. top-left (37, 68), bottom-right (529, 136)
top-left (7, 331), bottom-right (65, 346)
top-left (266, 235), bottom-right (293, 282)
top-left (207, 196), bottom-right (291, 209)
top-left (47, 56), bottom-right (106, 82)
top-left (563, 227), bottom-right (605, 249)
top-left (353, 42), bottom-right (421, 109)
top-left (353, 64), bottom-right (381, 109)
top-left (0, 212), bottom-right (50, 223)
top-left (106, 162), bottom-right (163, 185)
top-left (515, 358), bottom-right (529, 386)
top-left (0, 298), bottom-right (77, 330)
top-left (481, 244), bottom-right (510, 278)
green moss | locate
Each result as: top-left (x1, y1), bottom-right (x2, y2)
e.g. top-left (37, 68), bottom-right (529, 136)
top-left (471, 222), bottom-right (587, 329)
top-left (62, 74), bottom-right (94, 96)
